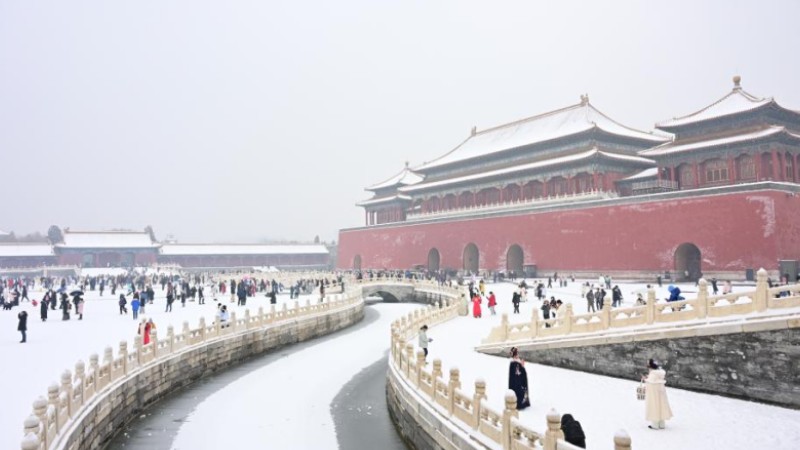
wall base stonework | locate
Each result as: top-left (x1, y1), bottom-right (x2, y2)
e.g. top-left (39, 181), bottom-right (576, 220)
top-left (58, 303), bottom-right (364, 450)
top-left (482, 327), bottom-right (800, 409)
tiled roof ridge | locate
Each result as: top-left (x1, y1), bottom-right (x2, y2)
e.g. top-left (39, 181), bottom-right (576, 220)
top-left (473, 101), bottom-right (585, 136)
top-left (656, 78), bottom-right (773, 128)
top-left (366, 162), bottom-right (423, 191)
top-left (588, 103), bottom-right (670, 140)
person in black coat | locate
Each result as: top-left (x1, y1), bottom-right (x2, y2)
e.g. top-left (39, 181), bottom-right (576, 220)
top-left (561, 414), bottom-right (586, 448)
top-left (60, 296), bottom-right (71, 320)
top-left (18, 310), bottom-right (28, 343)
top-left (508, 347), bottom-right (530, 410)
top-left (40, 295), bottom-right (49, 322)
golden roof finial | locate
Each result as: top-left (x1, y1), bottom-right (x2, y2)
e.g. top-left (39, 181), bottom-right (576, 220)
top-left (733, 75), bottom-right (741, 88)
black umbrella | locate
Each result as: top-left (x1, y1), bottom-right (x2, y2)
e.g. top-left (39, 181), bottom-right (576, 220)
top-left (69, 290), bottom-right (84, 297)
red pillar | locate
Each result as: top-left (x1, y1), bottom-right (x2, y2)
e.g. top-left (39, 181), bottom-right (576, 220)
top-left (365, 210), bottom-right (368, 225)
top-left (755, 154), bottom-right (762, 181)
top-left (472, 191), bottom-right (477, 206)
top-left (669, 166), bottom-right (675, 182)
top-left (542, 179), bottom-right (549, 197)
top-left (772, 150), bottom-right (781, 181)
top-left (795, 154), bottom-right (799, 181)
top-left (657, 167), bottom-right (662, 182)
top-left (499, 186), bottom-right (504, 203)
top-left (592, 173), bottom-right (600, 191)
top-left (693, 161), bottom-right (700, 187)
top-left (727, 157), bottom-right (736, 185)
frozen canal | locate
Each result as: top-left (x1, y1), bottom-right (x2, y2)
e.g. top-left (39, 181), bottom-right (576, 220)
top-left (3, 279), bottom-right (800, 450)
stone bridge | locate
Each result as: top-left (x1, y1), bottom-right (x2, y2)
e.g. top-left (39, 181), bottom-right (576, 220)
top-left (359, 280), bottom-right (466, 311)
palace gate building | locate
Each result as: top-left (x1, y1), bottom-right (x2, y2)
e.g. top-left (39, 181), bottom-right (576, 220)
top-left (338, 77), bottom-right (800, 280)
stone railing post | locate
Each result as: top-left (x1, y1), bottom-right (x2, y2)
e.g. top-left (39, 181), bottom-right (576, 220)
top-left (257, 306), bottom-right (264, 326)
top-left (151, 330), bottom-right (159, 358)
top-left (416, 350), bottom-right (426, 385)
top-left (563, 303), bottom-right (573, 333)
top-left (89, 353), bottom-right (99, 381)
top-left (74, 360), bottom-right (85, 405)
top-left (230, 312), bottom-right (238, 332)
top-left (134, 335), bottom-right (143, 365)
top-left (646, 294), bottom-right (655, 324)
top-left (500, 313), bottom-right (509, 341)
top-left (601, 301), bottom-right (612, 329)
top-left (696, 278), bottom-right (708, 318)
top-left (447, 367), bottom-right (460, 415)
top-left (103, 346), bottom-right (113, 367)
top-left (432, 359), bottom-right (442, 401)
top-left (182, 321), bottom-right (190, 342)
top-left (755, 267), bottom-right (769, 312)
top-left (473, 378), bottom-right (486, 430)
top-left (60, 370), bottom-right (73, 416)
top-left (501, 390), bottom-right (518, 450)
top-left (244, 309), bottom-right (251, 330)
top-left (33, 397), bottom-right (48, 448)
top-left (269, 304), bottom-right (276, 323)
top-left (614, 430), bottom-right (632, 450)
top-left (22, 415), bottom-right (40, 444)
top-left (544, 409), bottom-right (563, 450)
top-left (167, 325), bottom-right (175, 353)
top-left (405, 344), bottom-right (414, 377)
top-left (119, 341), bottom-right (128, 375)
top-left (47, 383), bottom-right (59, 433)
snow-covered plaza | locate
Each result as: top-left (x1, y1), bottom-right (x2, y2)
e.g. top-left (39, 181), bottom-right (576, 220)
top-left (2, 277), bottom-right (799, 450)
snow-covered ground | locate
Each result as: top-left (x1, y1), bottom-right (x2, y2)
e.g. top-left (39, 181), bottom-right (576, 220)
top-left (423, 280), bottom-right (800, 450)
top-left (0, 285), bottom-right (320, 450)
top-left (2, 279), bottom-right (798, 450)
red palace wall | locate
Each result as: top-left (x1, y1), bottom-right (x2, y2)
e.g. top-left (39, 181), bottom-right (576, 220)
top-left (338, 189), bottom-right (800, 274)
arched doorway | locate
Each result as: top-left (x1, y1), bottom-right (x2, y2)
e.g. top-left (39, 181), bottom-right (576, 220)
top-left (463, 243), bottom-right (479, 274)
top-left (674, 243), bottom-right (701, 281)
top-left (427, 248), bottom-right (440, 272)
top-left (353, 255), bottom-right (362, 270)
top-left (506, 245), bottom-right (523, 275)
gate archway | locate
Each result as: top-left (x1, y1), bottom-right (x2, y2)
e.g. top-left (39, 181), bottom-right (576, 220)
top-left (674, 243), bottom-right (701, 281)
top-left (463, 243), bottom-right (479, 274)
top-left (353, 255), bottom-right (362, 271)
top-left (506, 244), bottom-right (524, 275)
top-left (427, 248), bottom-right (440, 272)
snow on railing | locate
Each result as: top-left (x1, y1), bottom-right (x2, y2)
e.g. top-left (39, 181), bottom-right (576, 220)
top-left (19, 278), bottom-right (363, 450)
top-left (389, 287), bottom-right (632, 450)
top-left (482, 268), bottom-right (800, 346)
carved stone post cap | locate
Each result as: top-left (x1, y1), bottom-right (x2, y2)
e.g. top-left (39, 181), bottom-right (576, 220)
top-left (21, 432), bottom-right (40, 450)
top-left (416, 349), bottom-right (426, 359)
top-left (89, 354), bottom-right (99, 364)
top-left (433, 359), bottom-right (442, 369)
top-left (757, 268), bottom-right (768, 278)
top-left (474, 378), bottom-right (486, 388)
top-left (61, 370), bottom-right (72, 382)
top-left (33, 397), bottom-right (48, 410)
top-left (614, 429), bottom-right (632, 445)
top-left (504, 390), bottom-right (517, 406)
top-left (24, 415), bottom-right (40, 428)
top-left (546, 408), bottom-right (561, 425)
top-left (449, 367), bottom-right (460, 376)
top-left (75, 360), bottom-right (85, 371)
top-left (48, 384), bottom-right (59, 395)
top-left (120, 340), bottom-right (128, 349)
top-left (406, 343), bottom-right (414, 350)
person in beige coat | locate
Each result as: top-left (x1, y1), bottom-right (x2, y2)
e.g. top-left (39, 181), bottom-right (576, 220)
top-left (644, 359), bottom-right (673, 429)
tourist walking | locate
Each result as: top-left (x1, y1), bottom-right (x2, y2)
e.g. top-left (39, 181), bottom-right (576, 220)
top-left (118, 294), bottom-right (128, 315)
top-left (643, 359), bottom-right (673, 430)
top-left (508, 347), bottom-right (530, 409)
top-left (586, 288), bottom-right (595, 313)
top-left (418, 325), bottom-right (432, 362)
top-left (512, 290), bottom-right (521, 314)
top-left (472, 294), bottom-right (482, 318)
top-left (77, 297), bottom-right (84, 320)
top-left (487, 291), bottom-right (497, 315)
top-left (17, 310), bottom-right (28, 343)
top-left (132, 296), bottom-right (140, 320)
top-left (40, 295), bottom-right (48, 322)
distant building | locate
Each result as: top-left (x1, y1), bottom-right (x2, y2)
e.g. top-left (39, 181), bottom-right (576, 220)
top-left (0, 229), bottom-right (329, 270)
top-left (338, 77), bottom-right (800, 279)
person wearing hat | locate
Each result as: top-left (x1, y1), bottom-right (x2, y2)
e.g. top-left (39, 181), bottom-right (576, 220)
top-left (418, 325), bottom-right (432, 362)
top-left (642, 359), bottom-right (673, 429)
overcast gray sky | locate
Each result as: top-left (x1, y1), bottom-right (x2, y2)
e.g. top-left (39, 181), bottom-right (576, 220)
top-left (2, 1), bottom-right (799, 243)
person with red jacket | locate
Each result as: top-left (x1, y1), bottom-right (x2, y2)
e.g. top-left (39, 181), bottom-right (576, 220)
top-left (487, 291), bottom-right (497, 315)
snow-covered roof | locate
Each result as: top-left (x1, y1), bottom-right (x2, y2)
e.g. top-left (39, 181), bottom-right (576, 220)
top-left (656, 77), bottom-right (776, 129)
top-left (57, 230), bottom-right (157, 249)
top-left (0, 244), bottom-right (55, 257)
top-left (619, 167), bottom-right (658, 181)
top-left (356, 194), bottom-right (412, 207)
top-left (641, 126), bottom-right (800, 157)
top-left (366, 164), bottom-right (424, 191)
top-left (415, 98), bottom-right (668, 172)
top-left (400, 148), bottom-right (655, 193)
top-left (0, 230), bottom-right (9, 236)
top-left (160, 244), bottom-right (329, 256)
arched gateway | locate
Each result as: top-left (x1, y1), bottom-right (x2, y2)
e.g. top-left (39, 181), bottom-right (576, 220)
top-left (506, 245), bottom-right (523, 275)
top-left (674, 243), bottom-right (701, 281)
top-left (427, 248), bottom-right (440, 271)
top-left (463, 243), bottom-right (479, 274)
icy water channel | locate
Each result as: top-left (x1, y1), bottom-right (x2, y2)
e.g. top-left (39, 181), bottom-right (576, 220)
top-left (107, 305), bottom-right (412, 450)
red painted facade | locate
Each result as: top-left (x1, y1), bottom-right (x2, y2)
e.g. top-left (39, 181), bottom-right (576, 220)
top-left (338, 188), bottom-right (800, 275)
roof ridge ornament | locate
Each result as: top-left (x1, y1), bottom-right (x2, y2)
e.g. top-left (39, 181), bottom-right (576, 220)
top-left (470, 125), bottom-right (477, 136)
top-left (733, 75), bottom-right (742, 90)
top-left (580, 94), bottom-right (589, 106)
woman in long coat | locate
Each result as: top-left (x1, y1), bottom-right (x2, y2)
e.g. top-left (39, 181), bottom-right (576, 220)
top-left (644, 359), bottom-right (673, 429)
top-left (508, 347), bottom-right (530, 410)
top-left (472, 294), bottom-right (482, 318)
